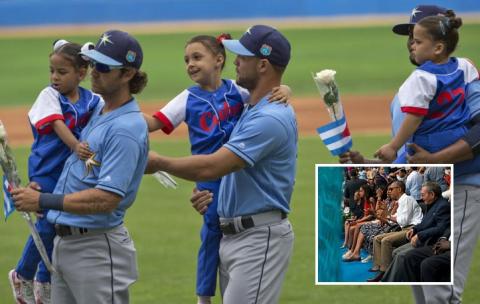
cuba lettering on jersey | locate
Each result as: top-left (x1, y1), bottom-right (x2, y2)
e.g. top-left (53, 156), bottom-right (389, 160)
top-left (153, 79), bottom-right (249, 155)
top-left (399, 58), bottom-right (479, 133)
top-left (27, 86), bottom-right (101, 182)
top-left (398, 57), bottom-right (479, 153)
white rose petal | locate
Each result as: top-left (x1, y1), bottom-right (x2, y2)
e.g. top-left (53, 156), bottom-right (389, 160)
top-left (314, 69), bottom-right (336, 84)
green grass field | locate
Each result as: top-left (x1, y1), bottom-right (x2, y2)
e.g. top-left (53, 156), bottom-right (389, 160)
top-left (1, 24), bottom-right (480, 106)
top-left (1, 136), bottom-right (480, 303)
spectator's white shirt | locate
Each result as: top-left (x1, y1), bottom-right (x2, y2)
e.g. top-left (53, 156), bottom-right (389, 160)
top-left (396, 193), bottom-right (423, 227)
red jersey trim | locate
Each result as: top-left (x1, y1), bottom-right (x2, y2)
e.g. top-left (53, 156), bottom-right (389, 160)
top-left (401, 106), bottom-right (428, 116)
top-left (35, 114), bottom-right (65, 135)
top-left (153, 111), bottom-right (174, 135)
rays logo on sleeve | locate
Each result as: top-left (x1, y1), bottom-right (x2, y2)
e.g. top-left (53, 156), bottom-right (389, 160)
top-left (317, 113), bottom-right (352, 156)
top-left (3, 176), bottom-right (14, 221)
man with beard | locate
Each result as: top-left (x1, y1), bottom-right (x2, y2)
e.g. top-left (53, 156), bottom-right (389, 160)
top-left (147, 25), bottom-right (297, 304)
top-left (340, 5), bottom-right (480, 304)
top-left (12, 30), bottom-right (149, 303)
top-left (340, 5), bottom-right (480, 166)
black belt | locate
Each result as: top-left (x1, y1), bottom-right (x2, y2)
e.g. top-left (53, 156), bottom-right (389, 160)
top-left (219, 211), bottom-right (287, 235)
top-left (54, 224), bottom-right (113, 237)
top-left (54, 224), bottom-right (89, 237)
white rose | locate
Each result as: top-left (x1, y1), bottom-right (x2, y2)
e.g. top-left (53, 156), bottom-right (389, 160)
top-left (0, 121), bottom-right (6, 140)
top-left (315, 69), bottom-right (336, 84)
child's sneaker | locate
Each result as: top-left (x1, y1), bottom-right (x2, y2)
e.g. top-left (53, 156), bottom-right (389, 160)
top-left (34, 280), bottom-right (51, 304)
top-left (8, 269), bottom-right (35, 304)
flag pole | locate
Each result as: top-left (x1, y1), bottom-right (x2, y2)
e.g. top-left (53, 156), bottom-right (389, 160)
top-left (0, 121), bottom-right (56, 273)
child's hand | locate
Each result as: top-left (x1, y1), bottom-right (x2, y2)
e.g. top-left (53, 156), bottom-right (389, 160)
top-left (339, 150), bottom-right (365, 164)
top-left (75, 142), bottom-right (93, 160)
top-left (374, 144), bottom-right (397, 163)
top-left (268, 85), bottom-right (291, 104)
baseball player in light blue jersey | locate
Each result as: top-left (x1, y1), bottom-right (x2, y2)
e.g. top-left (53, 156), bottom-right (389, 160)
top-left (12, 30), bottom-right (149, 304)
top-left (341, 5), bottom-right (480, 304)
top-left (375, 9), bottom-right (479, 164)
top-left (405, 48), bottom-right (480, 304)
top-left (143, 34), bottom-right (291, 304)
top-left (145, 34), bottom-right (290, 304)
top-left (9, 41), bottom-right (100, 304)
top-left (343, 5), bottom-right (480, 169)
top-left (147, 25), bottom-right (297, 304)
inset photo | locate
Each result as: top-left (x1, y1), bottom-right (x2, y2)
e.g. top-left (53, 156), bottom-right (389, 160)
top-left (315, 165), bottom-right (453, 285)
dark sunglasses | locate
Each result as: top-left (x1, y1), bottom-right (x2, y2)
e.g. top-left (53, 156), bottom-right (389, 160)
top-left (89, 61), bottom-right (123, 73)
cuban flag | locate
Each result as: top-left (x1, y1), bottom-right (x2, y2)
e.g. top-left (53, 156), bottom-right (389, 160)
top-left (3, 176), bottom-right (15, 221)
top-left (317, 114), bottom-right (352, 156)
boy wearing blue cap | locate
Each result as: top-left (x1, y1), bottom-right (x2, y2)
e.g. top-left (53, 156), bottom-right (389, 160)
top-left (147, 25), bottom-right (297, 304)
top-left (12, 30), bottom-right (149, 304)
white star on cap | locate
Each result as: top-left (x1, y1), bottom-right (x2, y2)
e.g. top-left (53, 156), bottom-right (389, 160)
top-left (411, 7), bottom-right (422, 18)
top-left (99, 33), bottom-right (113, 46)
top-left (246, 26), bottom-right (252, 35)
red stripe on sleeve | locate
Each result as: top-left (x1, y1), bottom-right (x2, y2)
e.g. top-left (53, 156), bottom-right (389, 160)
top-left (152, 111), bottom-right (174, 135)
top-left (400, 106), bottom-right (428, 116)
top-left (35, 114), bottom-right (64, 135)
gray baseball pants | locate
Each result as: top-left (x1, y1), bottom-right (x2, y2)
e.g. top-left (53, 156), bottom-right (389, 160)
top-left (219, 219), bottom-right (294, 304)
top-left (51, 225), bottom-right (137, 304)
top-left (412, 185), bottom-right (480, 304)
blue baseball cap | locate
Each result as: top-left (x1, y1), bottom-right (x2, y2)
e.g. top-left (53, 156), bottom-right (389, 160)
top-left (80, 30), bottom-right (143, 69)
top-left (222, 25), bottom-right (291, 67)
top-left (393, 5), bottom-right (447, 35)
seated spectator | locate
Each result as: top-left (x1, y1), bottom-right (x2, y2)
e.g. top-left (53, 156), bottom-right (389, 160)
top-left (344, 168), bottom-right (367, 211)
top-left (380, 181), bottom-right (450, 282)
top-left (375, 167), bottom-right (389, 189)
top-left (424, 166), bottom-right (448, 192)
top-left (406, 167), bottom-right (423, 203)
top-left (395, 168), bottom-right (407, 183)
top-left (344, 185), bottom-right (398, 262)
top-left (358, 168), bottom-right (367, 180)
top-left (401, 227), bottom-right (451, 282)
top-left (342, 185), bottom-right (373, 253)
top-left (341, 191), bottom-right (363, 248)
top-left (367, 181), bottom-right (423, 282)
top-left (420, 237), bottom-right (450, 282)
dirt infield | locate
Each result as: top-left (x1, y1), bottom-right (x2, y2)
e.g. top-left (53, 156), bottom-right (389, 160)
top-left (1, 14), bottom-right (480, 38)
top-left (0, 17), bottom-right (412, 38)
top-left (0, 94), bottom-right (392, 147)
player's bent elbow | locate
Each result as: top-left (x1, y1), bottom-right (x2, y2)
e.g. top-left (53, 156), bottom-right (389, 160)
top-left (103, 196), bottom-right (122, 213)
top-left (195, 168), bottom-right (220, 182)
top-left (94, 190), bottom-right (122, 213)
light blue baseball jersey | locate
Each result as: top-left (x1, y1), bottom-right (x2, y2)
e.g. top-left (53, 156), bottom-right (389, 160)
top-left (465, 80), bottom-right (480, 119)
top-left (28, 86), bottom-right (100, 189)
top-left (218, 96), bottom-right (298, 218)
top-left (47, 99), bottom-right (149, 228)
top-left (390, 94), bottom-right (406, 163)
top-left (455, 79), bottom-right (480, 184)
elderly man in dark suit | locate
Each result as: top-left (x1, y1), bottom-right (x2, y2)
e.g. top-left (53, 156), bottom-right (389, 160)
top-left (379, 181), bottom-right (450, 282)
